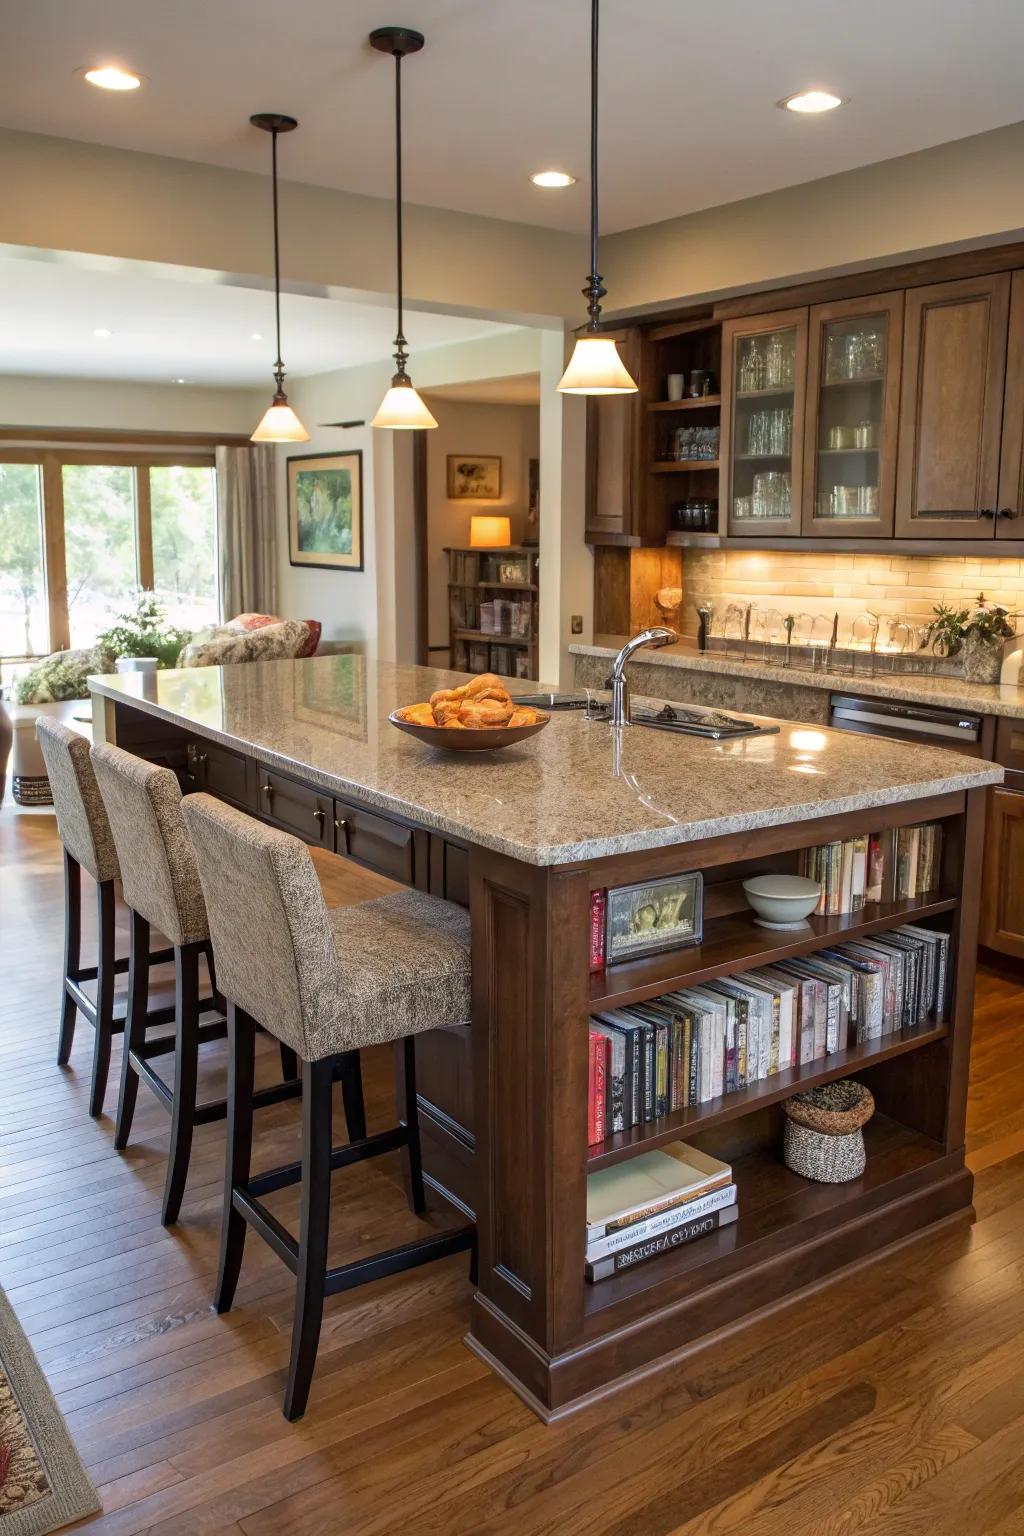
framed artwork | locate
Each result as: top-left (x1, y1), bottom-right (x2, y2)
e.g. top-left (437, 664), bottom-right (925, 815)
top-left (287, 451), bottom-right (363, 571)
top-left (605, 872), bottom-right (703, 964)
top-left (447, 454), bottom-right (502, 500)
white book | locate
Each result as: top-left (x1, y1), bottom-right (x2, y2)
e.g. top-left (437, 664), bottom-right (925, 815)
top-left (586, 1142), bottom-right (732, 1239)
top-left (586, 1183), bottom-right (738, 1262)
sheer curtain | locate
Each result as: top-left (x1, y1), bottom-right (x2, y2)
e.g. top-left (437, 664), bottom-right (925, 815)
top-left (215, 444), bottom-right (278, 618)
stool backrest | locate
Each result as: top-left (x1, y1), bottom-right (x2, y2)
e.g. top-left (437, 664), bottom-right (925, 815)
top-left (36, 716), bottom-right (119, 883)
top-left (90, 743), bottom-right (208, 948)
top-left (181, 793), bottom-right (336, 1059)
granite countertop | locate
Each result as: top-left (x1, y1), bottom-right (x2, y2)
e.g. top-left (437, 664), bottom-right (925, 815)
top-left (572, 636), bottom-right (1024, 719)
top-left (90, 656), bottom-right (1002, 867)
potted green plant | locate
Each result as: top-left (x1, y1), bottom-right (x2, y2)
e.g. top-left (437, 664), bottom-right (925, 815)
top-left (926, 595), bottom-right (1018, 684)
top-left (97, 593), bottom-right (192, 672)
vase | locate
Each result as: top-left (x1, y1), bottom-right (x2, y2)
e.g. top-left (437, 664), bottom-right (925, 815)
top-left (961, 633), bottom-right (1002, 685)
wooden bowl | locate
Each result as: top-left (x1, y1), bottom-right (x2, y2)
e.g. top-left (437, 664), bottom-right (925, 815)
top-left (388, 710), bottom-right (550, 752)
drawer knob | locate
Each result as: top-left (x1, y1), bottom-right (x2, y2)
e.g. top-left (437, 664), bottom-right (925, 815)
top-left (334, 816), bottom-right (350, 853)
top-left (313, 805), bottom-right (325, 827)
top-left (262, 781), bottom-right (274, 799)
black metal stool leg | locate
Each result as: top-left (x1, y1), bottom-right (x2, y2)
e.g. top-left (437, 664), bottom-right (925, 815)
top-left (57, 849), bottom-right (81, 1067)
top-left (215, 1004), bottom-right (256, 1314)
top-left (283, 1058), bottom-right (333, 1422)
top-left (279, 1043), bottom-right (300, 1084)
top-left (88, 878), bottom-right (117, 1117)
top-left (162, 941), bottom-right (201, 1225)
top-left (338, 1051), bottom-right (366, 1141)
top-left (114, 910), bottom-right (150, 1150)
top-left (398, 1037), bottom-right (427, 1216)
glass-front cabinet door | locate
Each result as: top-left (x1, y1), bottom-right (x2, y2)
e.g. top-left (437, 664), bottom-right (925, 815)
top-left (722, 309), bottom-right (807, 537)
top-left (801, 292), bottom-right (903, 537)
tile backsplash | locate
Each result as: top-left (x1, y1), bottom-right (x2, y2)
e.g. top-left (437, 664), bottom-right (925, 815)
top-left (681, 551), bottom-right (1024, 637)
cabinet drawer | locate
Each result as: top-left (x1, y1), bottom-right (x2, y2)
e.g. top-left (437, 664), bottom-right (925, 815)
top-left (185, 737), bottom-right (253, 808)
top-left (258, 768), bottom-right (332, 848)
top-left (994, 717), bottom-right (1024, 789)
top-left (333, 797), bottom-right (415, 884)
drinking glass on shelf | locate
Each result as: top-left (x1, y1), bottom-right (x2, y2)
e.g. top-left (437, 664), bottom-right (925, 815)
top-left (734, 494), bottom-right (753, 521)
top-left (809, 614), bottom-right (834, 670)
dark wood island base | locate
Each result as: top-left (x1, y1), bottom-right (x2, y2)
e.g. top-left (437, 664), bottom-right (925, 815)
top-left (92, 670), bottom-right (991, 1421)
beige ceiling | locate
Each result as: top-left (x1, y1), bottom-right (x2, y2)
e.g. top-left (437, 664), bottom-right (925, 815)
top-left (3, 0), bottom-right (1024, 235)
top-left (424, 374), bottom-right (540, 407)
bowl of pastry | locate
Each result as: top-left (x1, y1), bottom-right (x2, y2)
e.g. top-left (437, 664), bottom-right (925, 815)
top-left (390, 673), bottom-right (549, 751)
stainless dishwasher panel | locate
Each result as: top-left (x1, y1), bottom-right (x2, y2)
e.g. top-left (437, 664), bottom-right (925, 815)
top-left (828, 694), bottom-right (985, 755)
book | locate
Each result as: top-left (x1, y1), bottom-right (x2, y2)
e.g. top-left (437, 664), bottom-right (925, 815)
top-left (592, 1012), bottom-right (646, 1128)
top-left (585, 1205), bottom-right (739, 1282)
top-left (587, 1031), bottom-right (607, 1146)
top-left (589, 1020), bottom-right (627, 1133)
top-left (589, 889), bottom-right (607, 972)
top-left (585, 1142), bottom-right (732, 1241)
top-left (586, 1182), bottom-right (738, 1263)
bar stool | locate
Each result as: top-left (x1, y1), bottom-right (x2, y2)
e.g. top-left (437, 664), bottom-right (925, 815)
top-left (36, 716), bottom-right (174, 1117)
top-left (89, 745), bottom-right (349, 1225)
top-left (181, 792), bottom-right (476, 1422)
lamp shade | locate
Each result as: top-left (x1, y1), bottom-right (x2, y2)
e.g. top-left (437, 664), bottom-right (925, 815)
top-left (557, 335), bottom-right (638, 395)
top-left (372, 381), bottom-right (438, 430)
top-left (469, 514), bottom-right (511, 549)
top-left (251, 398), bottom-right (311, 444)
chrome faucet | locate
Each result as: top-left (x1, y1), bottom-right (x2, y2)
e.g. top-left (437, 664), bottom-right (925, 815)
top-left (607, 628), bottom-right (678, 725)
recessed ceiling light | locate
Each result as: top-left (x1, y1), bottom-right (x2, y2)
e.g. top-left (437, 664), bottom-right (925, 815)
top-left (530, 170), bottom-right (576, 188)
top-left (82, 64), bottom-right (143, 91)
top-left (779, 89), bottom-right (844, 114)
top-left (93, 327), bottom-right (112, 338)
top-left (250, 332), bottom-right (263, 341)
top-left (174, 378), bottom-right (188, 385)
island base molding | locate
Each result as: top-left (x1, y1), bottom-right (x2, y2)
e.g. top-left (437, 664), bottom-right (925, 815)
top-left (466, 1160), bottom-right (974, 1419)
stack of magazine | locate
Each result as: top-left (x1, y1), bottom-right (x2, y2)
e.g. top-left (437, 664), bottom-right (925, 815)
top-left (585, 1143), bottom-right (735, 1282)
top-left (587, 923), bottom-right (949, 1141)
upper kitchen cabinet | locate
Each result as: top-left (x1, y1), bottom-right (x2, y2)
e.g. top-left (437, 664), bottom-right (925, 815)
top-left (801, 292), bottom-right (903, 538)
top-left (722, 309), bottom-right (808, 537)
top-left (584, 326), bottom-right (646, 545)
top-left (894, 273), bottom-right (1010, 539)
top-left (996, 270), bottom-right (1024, 540)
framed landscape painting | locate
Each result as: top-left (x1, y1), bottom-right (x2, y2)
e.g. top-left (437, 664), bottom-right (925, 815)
top-left (447, 454), bottom-right (502, 500)
top-left (287, 451), bottom-right (364, 571)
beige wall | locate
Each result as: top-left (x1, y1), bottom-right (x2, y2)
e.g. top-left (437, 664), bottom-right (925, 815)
top-left (681, 549), bottom-right (1024, 641)
top-left (0, 372), bottom-right (259, 435)
top-left (0, 128), bottom-right (578, 323)
top-left (605, 120), bottom-right (1024, 316)
top-left (423, 399), bottom-right (539, 657)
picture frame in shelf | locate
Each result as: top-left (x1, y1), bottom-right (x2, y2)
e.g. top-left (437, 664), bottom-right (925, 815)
top-left (498, 556), bottom-right (531, 586)
top-left (605, 872), bottom-right (703, 964)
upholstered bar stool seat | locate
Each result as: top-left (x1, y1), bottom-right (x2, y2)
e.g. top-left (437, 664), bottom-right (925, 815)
top-left (91, 744), bottom-right (315, 1225)
top-left (36, 716), bottom-right (176, 1117)
top-left (181, 792), bottom-right (476, 1422)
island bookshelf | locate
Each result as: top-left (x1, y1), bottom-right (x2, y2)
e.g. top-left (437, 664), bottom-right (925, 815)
top-left (467, 786), bottom-right (984, 1419)
top-left (445, 545), bottom-right (539, 679)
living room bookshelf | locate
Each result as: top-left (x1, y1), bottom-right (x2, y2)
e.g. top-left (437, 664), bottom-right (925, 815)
top-left (445, 545), bottom-right (539, 680)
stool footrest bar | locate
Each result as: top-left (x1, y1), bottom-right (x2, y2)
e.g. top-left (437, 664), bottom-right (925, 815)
top-left (324, 1225), bottom-right (475, 1296)
top-left (232, 1190), bottom-right (299, 1273)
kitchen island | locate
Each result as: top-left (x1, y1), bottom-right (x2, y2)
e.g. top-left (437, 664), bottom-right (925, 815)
top-left (91, 654), bottom-right (1002, 1419)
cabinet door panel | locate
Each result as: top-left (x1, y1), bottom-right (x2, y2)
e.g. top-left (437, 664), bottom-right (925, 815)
top-left (333, 796), bottom-right (415, 885)
top-left (895, 274), bottom-right (1009, 538)
top-left (722, 308), bottom-right (807, 537)
top-left (258, 768), bottom-right (332, 848)
top-left (585, 328), bottom-right (644, 542)
top-left (996, 270), bottom-right (1024, 539)
top-left (801, 292), bottom-right (902, 537)
top-left (980, 786), bottom-right (1024, 959)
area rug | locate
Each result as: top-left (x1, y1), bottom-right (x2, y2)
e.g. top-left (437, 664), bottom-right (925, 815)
top-left (0, 1289), bottom-right (98, 1534)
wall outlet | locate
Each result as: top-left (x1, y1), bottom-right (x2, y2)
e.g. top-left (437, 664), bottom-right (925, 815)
top-left (571, 615), bottom-right (583, 635)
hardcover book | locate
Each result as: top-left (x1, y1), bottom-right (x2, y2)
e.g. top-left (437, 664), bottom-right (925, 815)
top-left (585, 1205), bottom-right (739, 1282)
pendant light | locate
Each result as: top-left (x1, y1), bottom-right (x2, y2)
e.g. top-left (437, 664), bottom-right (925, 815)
top-left (370, 27), bottom-right (438, 430)
top-left (250, 112), bottom-right (310, 443)
top-left (557, 0), bottom-right (638, 395)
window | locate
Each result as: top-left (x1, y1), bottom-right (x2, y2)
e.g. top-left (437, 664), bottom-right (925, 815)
top-left (0, 449), bottom-right (218, 659)
top-left (0, 462), bottom-right (47, 657)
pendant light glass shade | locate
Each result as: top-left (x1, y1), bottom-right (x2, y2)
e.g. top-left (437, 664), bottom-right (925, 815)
top-left (251, 397), bottom-right (311, 442)
top-left (249, 113), bottom-right (310, 444)
top-left (557, 0), bottom-right (638, 396)
top-left (371, 380), bottom-right (438, 430)
top-left (370, 28), bottom-right (435, 430)
top-left (558, 335), bottom-right (637, 395)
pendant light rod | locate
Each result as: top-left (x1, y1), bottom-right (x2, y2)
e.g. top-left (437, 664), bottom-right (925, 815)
top-left (250, 112), bottom-right (298, 398)
top-left (370, 27), bottom-right (424, 386)
top-left (584, 0), bottom-right (606, 333)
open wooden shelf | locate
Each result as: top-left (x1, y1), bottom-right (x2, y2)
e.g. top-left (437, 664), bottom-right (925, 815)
top-left (650, 459), bottom-right (721, 474)
top-left (589, 892), bottom-right (956, 1013)
top-left (648, 396), bottom-right (722, 413)
top-left (584, 1114), bottom-right (944, 1317)
top-left (587, 1019), bottom-right (947, 1170)
top-left (453, 629), bottom-right (532, 647)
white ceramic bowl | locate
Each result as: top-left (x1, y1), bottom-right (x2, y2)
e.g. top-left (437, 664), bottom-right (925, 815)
top-left (742, 873), bottom-right (822, 931)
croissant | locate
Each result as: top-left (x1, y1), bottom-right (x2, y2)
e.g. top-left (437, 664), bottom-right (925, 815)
top-left (398, 702), bottom-right (435, 727)
top-left (463, 673), bottom-right (505, 699)
top-left (507, 706), bottom-right (539, 728)
top-left (432, 698), bottom-right (465, 727)
top-left (461, 696), bottom-right (515, 729)
top-left (429, 684), bottom-right (469, 709)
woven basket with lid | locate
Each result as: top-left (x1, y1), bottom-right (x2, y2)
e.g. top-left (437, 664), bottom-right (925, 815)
top-left (782, 1080), bottom-right (875, 1184)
